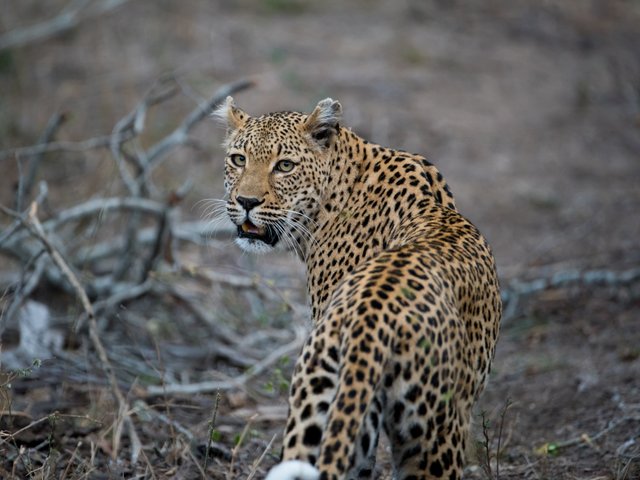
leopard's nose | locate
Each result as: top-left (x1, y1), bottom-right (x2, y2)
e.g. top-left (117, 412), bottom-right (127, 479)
top-left (236, 196), bottom-right (264, 212)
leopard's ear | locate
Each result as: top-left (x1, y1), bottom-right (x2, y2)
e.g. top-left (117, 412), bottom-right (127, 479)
top-left (303, 98), bottom-right (342, 149)
top-left (213, 96), bottom-right (248, 131)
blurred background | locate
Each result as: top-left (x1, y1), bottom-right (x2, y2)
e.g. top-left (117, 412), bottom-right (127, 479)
top-left (1, 1), bottom-right (639, 478)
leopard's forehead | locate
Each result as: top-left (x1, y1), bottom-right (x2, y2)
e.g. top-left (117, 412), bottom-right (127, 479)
top-left (228, 111), bottom-right (310, 158)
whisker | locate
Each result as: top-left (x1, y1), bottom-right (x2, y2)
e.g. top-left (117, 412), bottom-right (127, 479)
top-left (284, 215), bottom-right (316, 246)
top-left (280, 208), bottom-right (319, 228)
top-left (274, 220), bottom-right (304, 259)
top-left (194, 197), bottom-right (228, 214)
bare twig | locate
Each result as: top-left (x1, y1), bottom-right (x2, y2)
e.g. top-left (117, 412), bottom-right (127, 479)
top-left (0, 251), bottom-right (46, 333)
top-left (142, 78), bottom-right (254, 177)
top-left (75, 219), bottom-right (234, 266)
top-left (0, 413), bottom-right (102, 447)
top-left (163, 285), bottom-right (243, 345)
top-left (501, 267), bottom-right (640, 322)
top-left (0, 131), bottom-right (136, 161)
top-left (133, 400), bottom-right (195, 441)
top-left (2, 197), bottom-right (166, 250)
top-left (55, 196), bottom-right (167, 232)
top-left (60, 440), bottom-right (82, 480)
top-left (504, 267), bottom-right (640, 298)
top-left (145, 326), bottom-right (307, 395)
top-left (496, 399), bottom-right (512, 480)
top-left (480, 411), bottom-right (493, 480)
top-left (0, 76), bottom-right (266, 474)
top-left (227, 414), bottom-right (258, 480)
top-left (0, 196), bottom-right (171, 297)
top-left (109, 77), bottom-right (180, 195)
top-left (108, 79), bottom-right (251, 283)
top-left (246, 433), bottom-right (278, 480)
top-left (0, 77), bottom-right (251, 164)
top-left (536, 415), bottom-right (640, 456)
top-left (0, 0), bottom-right (132, 51)
top-left (18, 201), bottom-right (136, 462)
top-left (16, 113), bottom-right (66, 212)
top-left (204, 391), bottom-right (221, 473)
top-left (139, 181), bottom-right (191, 282)
top-left (126, 414), bottom-right (143, 465)
top-left (91, 278), bottom-right (154, 317)
top-left (0, 181), bottom-right (48, 247)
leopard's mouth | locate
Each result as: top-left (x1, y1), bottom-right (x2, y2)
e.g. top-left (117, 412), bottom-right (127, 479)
top-left (237, 220), bottom-right (279, 246)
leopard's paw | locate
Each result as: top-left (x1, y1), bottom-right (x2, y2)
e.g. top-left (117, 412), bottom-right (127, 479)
top-left (265, 460), bottom-right (320, 480)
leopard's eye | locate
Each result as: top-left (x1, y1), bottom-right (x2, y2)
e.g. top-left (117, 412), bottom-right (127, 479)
top-left (229, 154), bottom-right (246, 168)
top-left (275, 159), bottom-right (295, 173)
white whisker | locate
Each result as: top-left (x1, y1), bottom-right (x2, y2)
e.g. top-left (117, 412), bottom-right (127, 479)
top-left (197, 195), bottom-right (321, 259)
top-left (280, 208), bottom-right (319, 228)
top-left (283, 215), bottom-right (316, 246)
top-left (200, 198), bottom-right (236, 244)
top-left (273, 220), bottom-right (305, 259)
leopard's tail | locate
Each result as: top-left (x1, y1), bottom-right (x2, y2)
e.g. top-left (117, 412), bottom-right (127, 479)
top-left (265, 460), bottom-right (320, 480)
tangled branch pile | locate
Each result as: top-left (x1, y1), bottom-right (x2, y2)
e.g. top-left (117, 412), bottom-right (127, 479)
top-left (0, 77), bottom-right (311, 478)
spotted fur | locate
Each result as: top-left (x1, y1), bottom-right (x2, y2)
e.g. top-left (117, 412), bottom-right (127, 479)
top-left (214, 97), bottom-right (501, 479)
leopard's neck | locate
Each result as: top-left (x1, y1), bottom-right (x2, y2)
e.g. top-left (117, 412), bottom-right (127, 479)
top-left (314, 128), bottom-right (367, 232)
top-left (304, 130), bottom-right (452, 320)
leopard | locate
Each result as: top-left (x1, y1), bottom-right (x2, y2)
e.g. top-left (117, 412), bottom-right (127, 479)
top-left (212, 97), bottom-right (502, 480)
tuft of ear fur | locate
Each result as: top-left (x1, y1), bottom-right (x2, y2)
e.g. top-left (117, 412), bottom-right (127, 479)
top-left (303, 98), bottom-right (342, 149)
top-left (212, 96), bottom-right (248, 131)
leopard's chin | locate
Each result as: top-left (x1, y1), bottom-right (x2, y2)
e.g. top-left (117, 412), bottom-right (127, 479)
top-left (235, 220), bottom-right (279, 253)
top-left (235, 236), bottom-right (277, 254)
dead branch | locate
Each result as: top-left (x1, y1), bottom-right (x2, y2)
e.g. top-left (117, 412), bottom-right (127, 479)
top-left (0, 181), bottom-right (48, 247)
top-left (0, 131), bottom-right (135, 162)
top-left (94, 78), bottom-right (251, 284)
top-left (501, 266), bottom-right (640, 322)
top-left (536, 415), bottom-right (640, 455)
top-left (134, 400), bottom-right (195, 441)
top-left (163, 285), bottom-right (244, 346)
top-left (53, 196), bottom-right (167, 232)
top-left (145, 325), bottom-right (307, 396)
top-left (227, 414), bottom-right (258, 480)
top-left (159, 332), bottom-right (256, 369)
top-left (1, 253), bottom-right (46, 334)
top-left (73, 219), bottom-right (235, 266)
top-left (15, 113), bottom-right (66, 212)
top-left (139, 181), bottom-right (191, 283)
top-left (109, 77), bottom-right (180, 196)
top-left (141, 78), bottom-right (254, 179)
top-left (90, 278), bottom-right (154, 318)
top-left (0, 77), bottom-right (254, 165)
top-left (18, 201), bottom-right (138, 462)
top-left (0, 217), bottom-right (234, 308)
top-left (0, 0), bottom-right (132, 52)
top-left (246, 433), bottom-right (278, 480)
top-left (0, 76), bottom-right (271, 473)
top-left (204, 391), bottom-right (222, 472)
top-left (0, 196), bottom-right (170, 297)
top-left (1, 197), bottom-right (166, 252)
top-left (189, 266), bottom-right (309, 318)
top-left (0, 413), bottom-right (102, 448)
top-left (0, 79), bottom-right (251, 330)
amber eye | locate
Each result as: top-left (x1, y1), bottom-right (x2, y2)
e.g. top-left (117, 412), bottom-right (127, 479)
top-left (275, 159), bottom-right (295, 173)
top-left (229, 154), bottom-right (246, 167)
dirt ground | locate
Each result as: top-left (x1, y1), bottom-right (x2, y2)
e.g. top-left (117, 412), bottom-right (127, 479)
top-left (1, 0), bottom-right (639, 479)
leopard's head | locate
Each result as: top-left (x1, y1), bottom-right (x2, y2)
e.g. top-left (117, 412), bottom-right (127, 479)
top-left (215, 97), bottom-right (342, 256)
